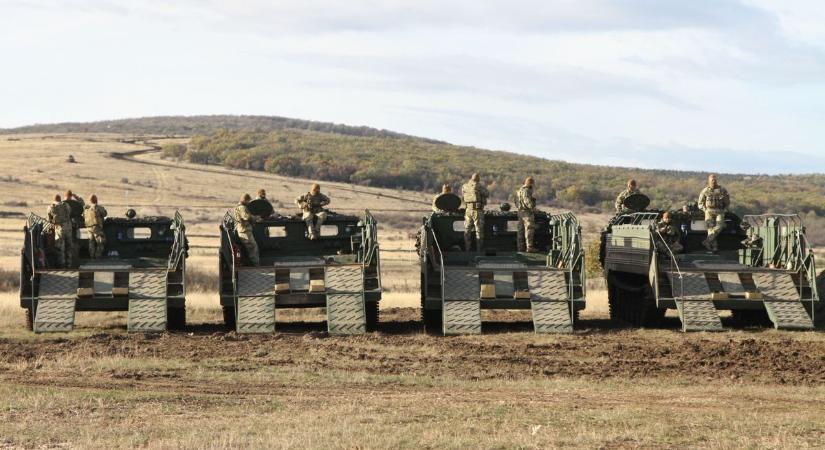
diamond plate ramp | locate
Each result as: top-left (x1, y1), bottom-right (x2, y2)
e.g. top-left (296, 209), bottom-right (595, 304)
top-left (128, 271), bottom-right (168, 332)
top-left (129, 271), bottom-right (167, 299)
top-left (128, 298), bottom-right (167, 332)
top-left (236, 296), bottom-right (276, 333)
top-left (442, 300), bottom-right (481, 335)
top-left (325, 266), bottom-right (366, 334)
top-left (763, 301), bottom-right (813, 330)
top-left (668, 272), bottom-right (711, 300)
top-left (34, 272), bottom-right (77, 333)
top-left (527, 271), bottom-right (568, 299)
top-left (528, 271), bottom-right (573, 333)
top-left (444, 270), bottom-right (479, 300)
top-left (676, 300), bottom-right (723, 332)
top-left (753, 273), bottom-right (812, 329)
top-left (531, 301), bottom-right (572, 333)
top-left (238, 269), bottom-right (276, 296)
top-left (326, 265), bottom-right (363, 293)
top-left (327, 294), bottom-right (366, 335)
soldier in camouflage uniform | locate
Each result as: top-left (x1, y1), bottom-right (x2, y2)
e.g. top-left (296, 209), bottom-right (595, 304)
top-left (46, 194), bottom-right (72, 267)
top-left (516, 176), bottom-right (538, 252)
top-left (697, 174), bottom-right (730, 252)
top-left (234, 193), bottom-right (261, 266)
top-left (63, 190), bottom-right (84, 265)
top-left (432, 184), bottom-right (453, 213)
top-left (462, 173), bottom-right (488, 252)
top-left (295, 183), bottom-right (330, 240)
top-left (614, 179), bottom-right (641, 213)
top-left (83, 194), bottom-right (108, 259)
top-left (656, 211), bottom-right (683, 253)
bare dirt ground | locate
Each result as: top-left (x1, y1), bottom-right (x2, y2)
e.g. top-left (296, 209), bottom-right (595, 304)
top-left (0, 134), bottom-right (824, 448)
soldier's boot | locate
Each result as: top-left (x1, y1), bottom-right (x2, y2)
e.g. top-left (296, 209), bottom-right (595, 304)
top-left (464, 233), bottom-right (473, 252)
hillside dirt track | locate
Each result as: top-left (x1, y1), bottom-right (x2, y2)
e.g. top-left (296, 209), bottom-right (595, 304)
top-left (3, 308), bottom-right (825, 389)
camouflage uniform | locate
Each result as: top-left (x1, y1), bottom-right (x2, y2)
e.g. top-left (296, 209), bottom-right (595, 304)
top-left (698, 185), bottom-right (730, 250)
top-left (516, 185), bottom-right (537, 251)
top-left (66, 195), bottom-right (84, 264)
top-left (47, 202), bottom-right (73, 267)
top-left (462, 180), bottom-right (488, 250)
top-left (234, 203), bottom-right (261, 266)
top-left (615, 189), bottom-right (639, 213)
top-left (657, 220), bottom-right (683, 253)
top-left (295, 192), bottom-right (330, 239)
top-left (83, 204), bottom-right (108, 259)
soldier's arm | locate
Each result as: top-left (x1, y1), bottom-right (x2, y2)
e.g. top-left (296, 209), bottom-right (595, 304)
top-left (697, 189), bottom-right (707, 210)
top-left (320, 194), bottom-right (330, 206)
top-left (614, 193), bottom-right (623, 212)
top-left (100, 206), bottom-right (108, 217)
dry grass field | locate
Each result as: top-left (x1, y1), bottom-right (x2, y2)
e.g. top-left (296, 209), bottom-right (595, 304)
top-left (0, 134), bottom-right (824, 449)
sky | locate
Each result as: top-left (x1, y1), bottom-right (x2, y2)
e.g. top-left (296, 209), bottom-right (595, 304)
top-left (2, 0), bottom-right (825, 174)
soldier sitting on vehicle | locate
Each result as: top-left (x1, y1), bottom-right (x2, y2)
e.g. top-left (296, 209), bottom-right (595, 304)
top-left (83, 194), bottom-right (108, 259)
top-left (296, 183), bottom-right (330, 240)
top-left (432, 184), bottom-right (453, 213)
top-left (697, 174), bottom-right (730, 252)
top-left (462, 173), bottom-right (489, 252)
top-left (615, 179), bottom-right (642, 213)
top-left (656, 211), bottom-right (683, 254)
top-left (47, 194), bottom-right (73, 267)
top-left (516, 176), bottom-right (538, 253)
top-left (234, 193), bottom-right (262, 266)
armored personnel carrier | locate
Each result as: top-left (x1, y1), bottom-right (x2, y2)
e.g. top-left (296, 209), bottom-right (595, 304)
top-left (418, 194), bottom-right (586, 334)
top-left (219, 200), bottom-right (381, 334)
top-left (600, 193), bottom-right (820, 331)
top-left (21, 207), bottom-right (188, 332)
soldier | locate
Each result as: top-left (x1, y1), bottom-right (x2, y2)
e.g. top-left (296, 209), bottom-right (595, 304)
top-left (234, 193), bottom-right (261, 266)
top-left (64, 190), bottom-right (84, 208)
top-left (83, 194), bottom-right (108, 259)
top-left (63, 190), bottom-right (84, 264)
top-left (516, 176), bottom-right (538, 252)
top-left (697, 174), bottom-right (730, 252)
top-left (656, 211), bottom-right (683, 253)
top-left (46, 194), bottom-right (72, 267)
top-left (615, 179), bottom-right (640, 213)
top-left (432, 184), bottom-right (452, 213)
top-left (256, 188), bottom-right (271, 204)
top-left (295, 183), bottom-right (330, 240)
top-left (462, 173), bottom-right (488, 252)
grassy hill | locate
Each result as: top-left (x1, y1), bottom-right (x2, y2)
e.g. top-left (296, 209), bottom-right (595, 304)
top-left (5, 115), bottom-right (825, 218)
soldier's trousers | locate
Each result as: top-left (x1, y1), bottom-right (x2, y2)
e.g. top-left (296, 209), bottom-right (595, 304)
top-left (464, 208), bottom-right (484, 240)
top-left (705, 210), bottom-right (726, 241)
top-left (88, 226), bottom-right (106, 259)
top-left (517, 210), bottom-right (535, 250)
top-left (54, 225), bottom-right (73, 267)
top-left (302, 211), bottom-right (328, 239)
top-left (237, 231), bottom-right (260, 266)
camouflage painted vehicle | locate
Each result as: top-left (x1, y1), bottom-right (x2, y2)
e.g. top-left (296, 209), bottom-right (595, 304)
top-left (219, 201), bottom-right (381, 334)
top-left (600, 195), bottom-right (821, 331)
top-left (418, 197), bottom-right (586, 334)
top-left (21, 208), bottom-right (188, 332)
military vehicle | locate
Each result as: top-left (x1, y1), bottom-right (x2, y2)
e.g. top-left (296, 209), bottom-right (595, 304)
top-left (418, 193), bottom-right (586, 334)
top-left (219, 199), bottom-right (381, 334)
top-left (600, 193), bottom-right (821, 331)
top-left (21, 205), bottom-right (188, 332)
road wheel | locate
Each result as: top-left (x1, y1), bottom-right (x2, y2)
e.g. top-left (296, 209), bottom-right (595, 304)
top-left (223, 306), bottom-right (236, 330)
top-left (365, 300), bottom-right (380, 332)
top-left (167, 307), bottom-right (186, 331)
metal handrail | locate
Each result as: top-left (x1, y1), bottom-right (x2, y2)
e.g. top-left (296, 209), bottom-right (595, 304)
top-left (428, 225), bottom-right (447, 305)
top-left (652, 226), bottom-right (684, 300)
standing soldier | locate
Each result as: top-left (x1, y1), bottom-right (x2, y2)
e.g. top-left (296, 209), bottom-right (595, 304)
top-left (432, 184), bottom-right (453, 213)
top-left (697, 174), bottom-right (730, 252)
top-left (295, 183), bottom-right (330, 240)
top-left (615, 179), bottom-right (640, 213)
top-left (234, 193), bottom-right (261, 266)
top-left (83, 194), bottom-right (108, 259)
top-left (462, 173), bottom-right (489, 252)
top-left (256, 188), bottom-right (271, 204)
top-left (516, 176), bottom-right (538, 252)
top-left (46, 194), bottom-right (72, 267)
top-left (63, 190), bottom-right (84, 265)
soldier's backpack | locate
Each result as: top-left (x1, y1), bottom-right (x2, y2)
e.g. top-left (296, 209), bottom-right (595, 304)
top-left (84, 206), bottom-right (101, 228)
top-left (463, 182), bottom-right (485, 205)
